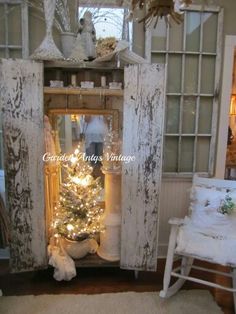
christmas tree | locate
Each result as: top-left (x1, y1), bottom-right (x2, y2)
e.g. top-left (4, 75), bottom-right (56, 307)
top-left (52, 145), bottom-right (103, 241)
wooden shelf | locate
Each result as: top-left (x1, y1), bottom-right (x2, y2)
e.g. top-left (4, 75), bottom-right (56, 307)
top-left (44, 86), bottom-right (123, 97)
top-left (74, 253), bottom-right (119, 268)
top-left (44, 60), bottom-right (124, 70)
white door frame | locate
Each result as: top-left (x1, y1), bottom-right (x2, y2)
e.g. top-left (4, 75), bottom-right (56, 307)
top-left (215, 35), bottom-right (236, 178)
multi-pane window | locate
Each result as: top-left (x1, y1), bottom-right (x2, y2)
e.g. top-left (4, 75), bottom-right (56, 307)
top-left (0, 0), bottom-right (28, 58)
top-left (148, 6), bottom-right (223, 175)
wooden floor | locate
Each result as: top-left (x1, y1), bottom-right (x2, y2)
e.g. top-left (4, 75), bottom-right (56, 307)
top-left (0, 259), bottom-right (234, 314)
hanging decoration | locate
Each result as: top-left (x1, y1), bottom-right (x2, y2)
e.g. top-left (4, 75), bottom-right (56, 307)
top-left (52, 145), bottom-right (104, 241)
top-left (130, 0), bottom-right (192, 26)
top-left (30, 0), bottom-right (64, 60)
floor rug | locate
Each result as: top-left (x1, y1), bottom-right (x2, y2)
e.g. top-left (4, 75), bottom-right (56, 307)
top-left (0, 290), bottom-right (223, 314)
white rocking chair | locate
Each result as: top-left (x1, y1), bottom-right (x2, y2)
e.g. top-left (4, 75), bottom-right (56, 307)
top-left (160, 175), bottom-right (236, 313)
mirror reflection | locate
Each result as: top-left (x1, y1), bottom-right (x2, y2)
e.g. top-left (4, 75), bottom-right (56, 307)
top-left (58, 114), bottom-right (111, 157)
top-left (48, 110), bottom-right (118, 187)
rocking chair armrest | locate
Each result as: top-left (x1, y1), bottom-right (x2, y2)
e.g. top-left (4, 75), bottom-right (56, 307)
top-left (168, 217), bottom-right (185, 226)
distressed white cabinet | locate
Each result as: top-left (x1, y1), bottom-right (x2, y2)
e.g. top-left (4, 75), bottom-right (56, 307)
top-left (0, 59), bottom-right (165, 273)
top-left (0, 59), bottom-right (47, 272)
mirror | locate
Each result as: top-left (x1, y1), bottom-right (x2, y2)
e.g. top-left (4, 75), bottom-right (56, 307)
top-left (47, 108), bottom-right (119, 187)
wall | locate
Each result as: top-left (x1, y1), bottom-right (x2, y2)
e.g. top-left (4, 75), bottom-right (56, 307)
top-left (158, 178), bottom-right (192, 257)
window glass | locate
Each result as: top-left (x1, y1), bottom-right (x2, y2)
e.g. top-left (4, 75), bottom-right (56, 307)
top-left (196, 137), bottom-right (210, 172)
top-left (0, 5), bottom-right (5, 45)
top-left (9, 49), bottom-right (22, 58)
top-left (182, 96), bottom-right (196, 134)
top-left (8, 4), bottom-right (22, 45)
top-left (169, 21), bottom-right (183, 51)
top-left (152, 53), bottom-right (165, 64)
top-left (184, 55), bottom-right (198, 94)
top-left (0, 49), bottom-right (5, 57)
top-left (201, 56), bottom-right (216, 94)
top-left (202, 12), bottom-right (217, 53)
top-left (186, 12), bottom-right (200, 52)
top-left (198, 97), bottom-right (213, 134)
top-left (167, 54), bottom-right (182, 93)
top-left (151, 18), bottom-right (166, 51)
top-left (180, 137), bottom-right (194, 172)
top-left (166, 96), bottom-right (180, 134)
top-left (164, 137), bottom-right (178, 172)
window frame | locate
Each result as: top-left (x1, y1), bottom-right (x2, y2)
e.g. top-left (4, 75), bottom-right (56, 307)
top-left (145, 4), bottom-right (223, 177)
top-left (0, 0), bottom-right (29, 58)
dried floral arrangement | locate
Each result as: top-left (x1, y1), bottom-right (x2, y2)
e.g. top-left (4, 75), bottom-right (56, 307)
top-left (55, 0), bottom-right (71, 32)
top-left (96, 37), bottom-right (117, 58)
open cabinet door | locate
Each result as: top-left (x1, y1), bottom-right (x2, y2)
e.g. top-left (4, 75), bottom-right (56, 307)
top-left (0, 59), bottom-right (47, 272)
top-left (121, 64), bottom-right (165, 271)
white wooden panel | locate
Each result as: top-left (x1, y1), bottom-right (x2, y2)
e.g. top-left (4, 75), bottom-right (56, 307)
top-left (121, 64), bottom-right (165, 271)
top-left (0, 59), bottom-right (47, 272)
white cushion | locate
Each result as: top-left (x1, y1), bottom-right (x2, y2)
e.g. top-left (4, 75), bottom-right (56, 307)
top-left (189, 186), bottom-right (236, 228)
top-left (176, 221), bottom-right (236, 265)
top-left (190, 186), bottom-right (226, 211)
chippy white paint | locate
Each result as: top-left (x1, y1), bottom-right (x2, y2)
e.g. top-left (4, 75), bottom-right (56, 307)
top-left (121, 64), bottom-right (165, 271)
top-left (0, 59), bottom-right (47, 272)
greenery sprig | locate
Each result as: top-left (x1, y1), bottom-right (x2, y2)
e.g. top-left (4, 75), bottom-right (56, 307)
top-left (218, 195), bottom-right (235, 215)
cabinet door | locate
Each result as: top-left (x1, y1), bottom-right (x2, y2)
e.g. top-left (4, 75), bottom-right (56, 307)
top-left (0, 59), bottom-right (47, 272)
top-left (121, 64), bottom-right (165, 271)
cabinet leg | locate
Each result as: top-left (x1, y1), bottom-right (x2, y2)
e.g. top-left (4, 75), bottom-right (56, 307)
top-left (134, 270), bottom-right (139, 280)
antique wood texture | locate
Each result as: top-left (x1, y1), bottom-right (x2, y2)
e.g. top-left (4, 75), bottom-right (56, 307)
top-left (121, 64), bottom-right (165, 271)
top-left (44, 87), bottom-right (123, 97)
top-left (0, 59), bottom-right (47, 272)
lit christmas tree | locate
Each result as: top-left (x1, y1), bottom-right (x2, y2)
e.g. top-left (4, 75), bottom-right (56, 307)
top-left (52, 145), bottom-right (103, 241)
